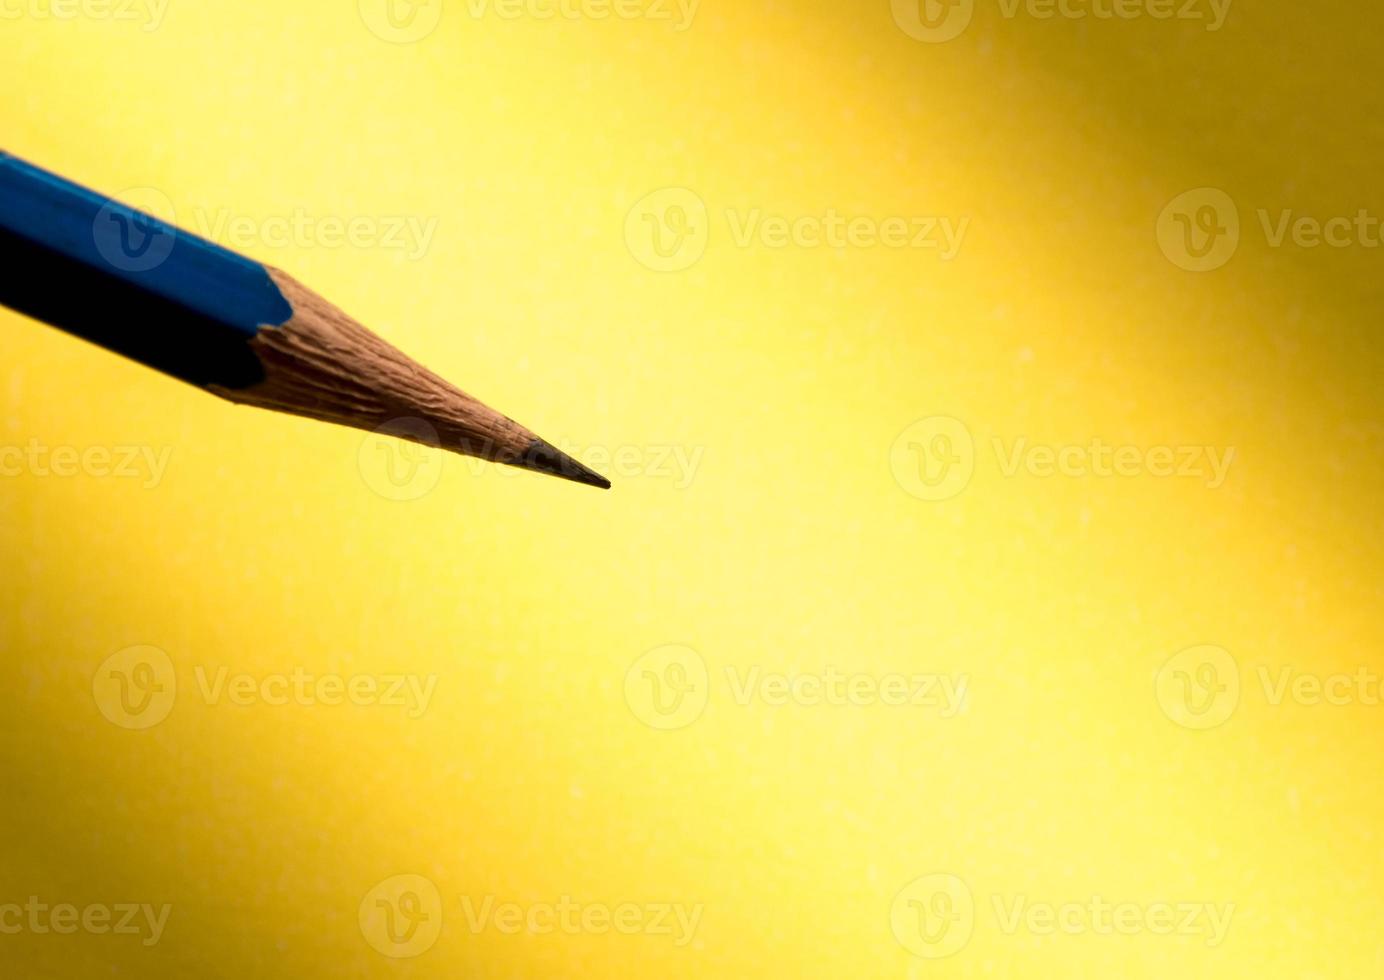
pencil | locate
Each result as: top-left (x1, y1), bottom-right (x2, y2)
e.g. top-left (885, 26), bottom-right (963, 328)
top-left (0, 152), bottom-right (611, 490)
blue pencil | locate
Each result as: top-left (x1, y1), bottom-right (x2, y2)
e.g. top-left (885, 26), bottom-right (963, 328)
top-left (0, 152), bottom-right (610, 489)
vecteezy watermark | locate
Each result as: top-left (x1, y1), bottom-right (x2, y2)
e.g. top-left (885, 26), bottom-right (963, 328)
top-left (0, 898), bottom-right (172, 947)
top-left (464, 0), bottom-right (699, 28)
top-left (890, 874), bottom-right (975, 958)
top-left (359, 875), bottom-right (444, 958)
top-left (890, 874), bottom-right (1233, 959)
top-left (92, 646), bottom-right (438, 729)
top-left (625, 188), bottom-right (969, 272)
top-left (92, 187), bottom-right (178, 273)
top-left (356, 417), bottom-right (701, 500)
top-left (192, 667), bottom-right (437, 719)
top-left (543, 441), bottom-right (702, 489)
top-left (892, 0), bottom-right (1230, 43)
top-left (1158, 186), bottom-right (1384, 272)
top-left (623, 645), bottom-right (710, 730)
top-left (990, 437), bottom-right (1234, 488)
top-left (890, 417), bottom-right (1235, 501)
top-left (460, 896), bottom-right (702, 946)
top-left (888, 416), bottom-right (974, 501)
top-left (357, 418), bottom-right (445, 502)
top-left (188, 208), bottom-right (439, 261)
top-left (359, 875), bottom-right (702, 959)
top-left (89, 186), bottom-right (438, 272)
top-left (1155, 645), bottom-right (1239, 729)
top-left (91, 646), bottom-right (178, 730)
top-left (0, 440), bottom-right (172, 489)
top-left (1156, 188), bottom-right (1239, 272)
top-left (624, 645), bottom-right (968, 730)
top-left (989, 894), bottom-right (1233, 947)
top-left (724, 666), bottom-right (967, 713)
top-left (0, 0), bottom-right (171, 31)
top-left (357, 0), bottom-right (699, 43)
top-left (357, 0), bottom-right (444, 42)
top-left (1156, 645), bottom-right (1384, 730)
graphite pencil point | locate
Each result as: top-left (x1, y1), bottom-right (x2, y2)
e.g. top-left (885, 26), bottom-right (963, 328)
top-left (516, 438), bottom-right (613, 490)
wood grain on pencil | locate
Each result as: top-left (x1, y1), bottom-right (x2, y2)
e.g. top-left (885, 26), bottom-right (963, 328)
top-left (212, 267), bottom-right (610, 488)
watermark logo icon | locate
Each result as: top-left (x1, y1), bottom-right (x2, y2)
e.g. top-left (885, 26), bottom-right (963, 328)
top-left (625, 645), bottom-right (709, 730)
top-left (92, 187), bottom-right (177, 274)
top-left (359, 0), bottom-right (443, 42)
top-left (1156, 645), bottom-right (1240, 729)
top-left (892, 0), bottom-right (974, 42)
top-left (357, 418), bottom-right (445, 501)
top-left (625, 188), bottom-right (709, 272)
top-left (1157, 188), bottom-right (1240, 272)
top-left (360, 874), bottom-right (444, 958)
top-left (891, 874), bottom-right (974, 958)
top-left (890, 416), bottom-right (975, 501)
top-left (93, 645), bottom-right (177, 730)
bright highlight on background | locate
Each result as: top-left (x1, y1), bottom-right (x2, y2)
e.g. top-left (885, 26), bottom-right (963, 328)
top-left (2, 0), bottom-right (1382, 977)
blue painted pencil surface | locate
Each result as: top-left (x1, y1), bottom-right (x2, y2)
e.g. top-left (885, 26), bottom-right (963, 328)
top-left (0, 152), bottom-right (293, 388)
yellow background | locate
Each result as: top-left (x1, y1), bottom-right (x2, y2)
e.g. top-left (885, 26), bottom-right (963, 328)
top-left (3, 0), bottom-right (1383, 976)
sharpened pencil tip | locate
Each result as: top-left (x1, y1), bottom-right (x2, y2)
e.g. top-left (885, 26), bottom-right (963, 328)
top-left (515, 438), bottom-right (612, 490)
